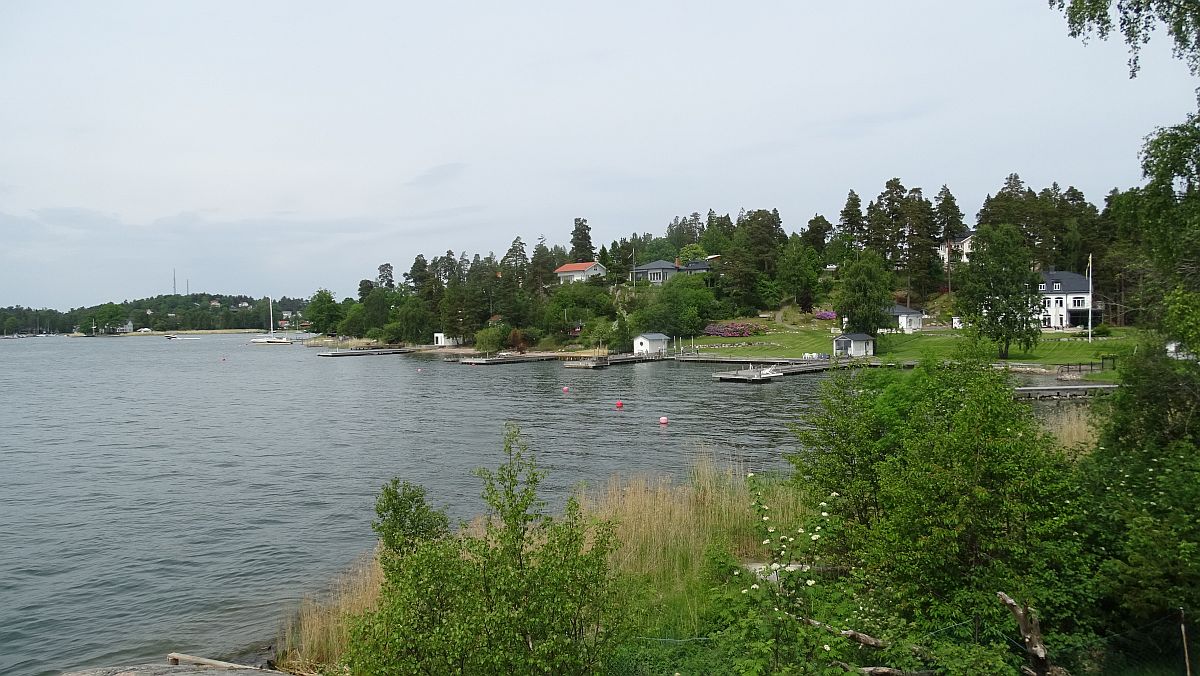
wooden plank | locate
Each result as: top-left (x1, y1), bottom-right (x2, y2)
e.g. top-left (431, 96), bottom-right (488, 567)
top-left (166, 652), bottom-right (258, 669)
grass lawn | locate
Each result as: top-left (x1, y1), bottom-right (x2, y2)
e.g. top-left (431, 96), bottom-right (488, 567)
top-left (693, 323), bottom-right (1138, 365)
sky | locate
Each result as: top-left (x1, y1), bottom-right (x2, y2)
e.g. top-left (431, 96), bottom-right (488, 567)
top-left (1, 1), bottom-right (1196, 310)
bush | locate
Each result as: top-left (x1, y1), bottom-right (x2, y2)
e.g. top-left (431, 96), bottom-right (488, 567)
top-left (1091, 323), bottom-right (1112, 337)
top-left (348, 425), bottom-right (630, 674)
top-left (364, 327), bottom-right (387, 343)
top-left (473, 323), bottom-right (510, 353)
top-left (702, 322), bottom-right (764, 337)
top-left (371, 479), bottom-right (449, 557)
top-left (814, 310), bottom-right (837, 321)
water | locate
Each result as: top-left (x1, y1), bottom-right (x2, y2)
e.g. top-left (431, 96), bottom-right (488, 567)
top-left (0, 335), bottom-right (822, 675)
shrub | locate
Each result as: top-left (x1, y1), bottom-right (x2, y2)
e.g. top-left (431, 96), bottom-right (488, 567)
top-left (814, 310), bottom-right (837, 321)
top-left (702, 322), bottom-right (765, 337)
top-left (1091, 323), bottom-right (1112, 337)
top-left (371, 479), bottom-right (449, 557)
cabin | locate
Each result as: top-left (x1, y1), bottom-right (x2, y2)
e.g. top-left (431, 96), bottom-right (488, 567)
top-left (633, 332), bottom-right (670, 356)
top-left (554, 262), bottom-right (607, 284)
top-left (889, 304), bottom-right (923, 333)
top-left (629, 259), bottom-right (711, 286)
top-left (833, 333), bottom-right (874, 358)
top-left (433, 332), bottom-right (462, 347)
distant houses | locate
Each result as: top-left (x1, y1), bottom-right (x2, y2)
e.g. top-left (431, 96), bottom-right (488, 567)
top-left (938, 230), bottom-right (976, 265)
top-left (833, 333), bottom-right (874, 358)
top-left (629, 259), bottom-right (711, 286)
top-left (554, 261), bottom-right (607, 284)
top-left (888, 304), bottom-right (923, 333)
top-left (1038, 269), bottom-right (1093, 329)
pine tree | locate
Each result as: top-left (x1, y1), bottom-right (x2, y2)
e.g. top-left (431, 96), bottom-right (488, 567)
top-left (934, 185), bottom-right (967, 294)
top-left (838, 190), bottom-right (866, 249)
top-left (799, 214), bottom-right (833, 255)
top-left (900, 188), bottom-right (941, 304)
top-left (569, 218), bottom-right (595, 262)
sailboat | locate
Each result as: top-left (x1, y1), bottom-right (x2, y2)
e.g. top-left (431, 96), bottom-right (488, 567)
top-left (250, 296), bottom-right (293, 345)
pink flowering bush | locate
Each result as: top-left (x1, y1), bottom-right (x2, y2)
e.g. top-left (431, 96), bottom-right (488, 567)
top-left (703, 322), bottom-right (765, 337)
top-left (814, 311), bottom-right (837, 321)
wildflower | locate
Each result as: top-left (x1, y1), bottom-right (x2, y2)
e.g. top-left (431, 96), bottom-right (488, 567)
top-left (821, 512), bottom-right (829, 517)
top-left (751, 584), bottom-right (759, 590)
top-left (815, 526), bottom-right (821, 531)
top-left (807, 579), bottom-right (816, 586)
top-left (811, 534), bottom-right (820, 541)
top-left (733, 570), bottom-right (740, 576)
top-left (823, 644), bottom-right (831, 651)
top-left (747, 472), bottom-right (756, 478)
top-left (830, 492), bottom-right (840, 497)
top-left (797, 527), bottom-right (805, 533)
top-left (768, 526), bottom-right (776, 533)
top-left (762, 539), bottom-right (771, 545)
top-left (771, 562), bottom-right (781, 570)
top-left (742, 589), bottom-right (748, 594)
top-left (819, 501), bottom-right (828, 507)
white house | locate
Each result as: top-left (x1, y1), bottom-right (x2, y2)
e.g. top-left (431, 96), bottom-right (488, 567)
top-left (938, 230), bottom-right (976, 265)
top-left (889, 304), bottom-right (923, 333)
top-left (629, 259), bottom-right (711, 285)
top-left (1038, 269), bottom-right (1092, 329)
top-left (554, 261), bottom-right (607, 284)
top-left (833, 333), bottom-right (874, 358)
top-left (433, 332), bottom-right (461, 347)
top-left (633, 332), bottom-right (670, 356)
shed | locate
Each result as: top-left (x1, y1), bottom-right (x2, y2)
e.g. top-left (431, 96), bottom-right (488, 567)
top-left (433, 332), bottom-right (461, 347)
top-left (633, 332), bottom-right (670, 356)
top-left (888, 304), bottom-right (923, 333)
top-left (833, 333), bottom-right (874, 358)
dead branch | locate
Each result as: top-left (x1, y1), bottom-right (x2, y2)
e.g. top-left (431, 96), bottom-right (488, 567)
top-left (831, 660), bottom-right (938, 675)
top-left (998, 591), bottom-right (1052, 676)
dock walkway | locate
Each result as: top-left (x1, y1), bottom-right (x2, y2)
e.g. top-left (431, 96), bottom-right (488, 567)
top-left (711, 359), bottom-right (915, 382)
top-left (1012, 384), bottom-right (1118, 399)
top-left (317, 347), bottom-right (416, 357)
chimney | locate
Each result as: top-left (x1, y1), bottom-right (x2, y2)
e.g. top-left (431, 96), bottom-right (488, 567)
top-left (675, 257), bottom-right (681, 268)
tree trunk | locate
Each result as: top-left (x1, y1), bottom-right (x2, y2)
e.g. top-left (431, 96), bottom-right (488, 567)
top-left (998, 592), bottom-right (1052, 676)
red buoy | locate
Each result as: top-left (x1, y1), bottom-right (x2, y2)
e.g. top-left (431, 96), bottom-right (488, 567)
top-left (659, 416), bottom-right (669, 425)
top-left (615, 400), bottom-right (624, 409)
top-left (562, 386), bottom-right (569, 393)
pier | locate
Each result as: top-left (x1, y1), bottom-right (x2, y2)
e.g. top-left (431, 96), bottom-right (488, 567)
top-left (711, 359), bottom-right (915, 382)
top-left (317, 347), bottom-right (417, 357)
top-left (562, 354), bottom-right (666, 369)
top-left (458, 354), bottom-right (560, 365)
top-left (1012, 384), bottom-right (1118, 400)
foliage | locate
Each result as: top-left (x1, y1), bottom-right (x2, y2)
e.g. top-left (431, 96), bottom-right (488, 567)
top-left (1050, 0), bottom-right (1200, 77)
top-left (473, 323), bottom-right (510, 353)
top-left (569, 217), bottom-right (596, 263)
top-left (832, 249), bottom-right (892, 335)
top-left (337, 303), bottom-right (367, 338)
top-left (956, 223), bottom-right (1042, 358)
top-left (371, 479), bottom-right (449, 558)
top-left (702, 322), bottom-right (764, 337)
top-left (348, 425), bottom-right (628, 675)
top-left (306, 289), bottom-right (343, 334)
top-left (631, 274), bottom-right (722, 337)
top-left (778, 234), bottom-right (822, 312)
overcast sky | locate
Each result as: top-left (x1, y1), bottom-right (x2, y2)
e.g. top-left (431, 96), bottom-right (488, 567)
top-left (1, 1), bottom-right (1195, 309)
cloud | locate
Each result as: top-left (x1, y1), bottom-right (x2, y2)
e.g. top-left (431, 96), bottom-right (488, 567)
top-left (403, 162), bottom-right (468, 188)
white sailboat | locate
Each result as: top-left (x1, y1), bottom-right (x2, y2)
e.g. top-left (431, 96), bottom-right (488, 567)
top-left (250, 296), bottom-right (292, 345)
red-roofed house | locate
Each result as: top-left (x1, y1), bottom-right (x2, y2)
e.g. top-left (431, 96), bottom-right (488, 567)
top-left (554, 261), bottom-right (607, 284)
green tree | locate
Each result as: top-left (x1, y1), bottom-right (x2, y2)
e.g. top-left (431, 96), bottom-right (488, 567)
top-left (372, 479), bottom-right (449, 558)
top-left (362, 287), bottom-right (392, 332)
top-left (630, 274), bottom-right (720, 337)
top-left (777, 234), bottom-right (821, 312)
top-left (833, 249), bottom-right (892, 335)
top-left (1051, 0), bottom-right (1200, 77)
top-left (957, 223), bottom-right (1042, 359)
top-left (4, 316), bottom-right (18, 335)
top-left (305, 289), bottom-right (343, 334)
top-left (357, 279), bottom-right (376, 303)
top-left (736, 208), bottom-right (787, 275)
top-left (569, 217), bottom-right (595, 262)
top-left (677, 242), bottom-right (707, 265)
top-left (699, 210), bottom-right (735, 256)
top-left (838, 189), bottom-right (866, 250)
top-left (337, 303), bottom-right (367, 338)
top-left (900, 187), bottom-right (941, 304)
top-left (94, 303), bottom-right (126, 332)
top-left (798, 214), bottom-right (832, 255)
top-left (377, 262), bottom-right (395, 289)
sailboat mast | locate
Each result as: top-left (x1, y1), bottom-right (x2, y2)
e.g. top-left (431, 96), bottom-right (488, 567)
top-left (268, 296), bottom-right (274, 335)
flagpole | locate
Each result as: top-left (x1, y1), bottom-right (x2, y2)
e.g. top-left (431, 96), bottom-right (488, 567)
top-left (1087, 253), bottom-right (1093, 344)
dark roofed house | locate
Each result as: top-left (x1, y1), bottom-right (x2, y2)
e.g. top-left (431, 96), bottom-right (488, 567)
top-left (1038, 268), bottom-right (1094, 329)
top-left (630, 259), bottom-right (711, 285)
top-left (888, 304), bottom-right (923, 333)
top-left (833, 333), bottom-right (874, 358)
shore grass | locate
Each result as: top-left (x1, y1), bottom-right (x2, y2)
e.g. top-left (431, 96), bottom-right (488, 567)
top-left (275, 458), bottom-right (806, 671)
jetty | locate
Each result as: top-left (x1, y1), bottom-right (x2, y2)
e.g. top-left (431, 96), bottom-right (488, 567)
top-left (458, 354), bottom-right (560, 365)
top-left (317, 347), bottom-right (416, 357)
top-left (562, 354), bottom-right (666, 369)
top-left (1012, 384), bottom-right (1118, 400)
top-left (711, 359), bottom-right (914, 382)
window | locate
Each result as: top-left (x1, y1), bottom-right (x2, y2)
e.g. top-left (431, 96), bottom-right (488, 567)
top-left (1055, 298), bottom-right (1064, 307)
top-left (1053, 282), bottom-right (1061, 291)
top-left (649, 271), bottom-right (662, 282)
top-left (1038, 283), bottom-right (1046, 291)
top-left (1042, 298), bottom-right (1051, 308)
top-left (1072, 297), bottom-right (1085, 308)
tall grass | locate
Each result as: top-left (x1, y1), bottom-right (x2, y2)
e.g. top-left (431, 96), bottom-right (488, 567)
top-left (276, 554), bottom-right (382, 674)
top-left (275, 457), bottom-right (807, 670)
top-left (1042, 402), bottom-right (1100, 451)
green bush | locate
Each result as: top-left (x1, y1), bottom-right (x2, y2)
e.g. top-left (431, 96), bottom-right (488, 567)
top-left (348, 425), bottom-right (630, 674)
top-left (473, 323), bottom-right (510, 353)
top-left (371, 479), bottom-right (449, 557)
top-left (1091, 323), bottom-right (1112, 337)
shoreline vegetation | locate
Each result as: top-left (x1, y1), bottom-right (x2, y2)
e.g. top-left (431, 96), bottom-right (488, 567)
top-left (274, 374), bottom-right (1105, 675)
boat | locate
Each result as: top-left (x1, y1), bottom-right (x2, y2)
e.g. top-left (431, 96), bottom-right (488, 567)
top-left (165, 334), bottom-right (200, 341)
top-left (250, 297), bottom-right (293, 345)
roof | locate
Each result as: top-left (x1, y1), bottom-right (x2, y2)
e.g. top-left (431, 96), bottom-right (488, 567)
top-left (1041, 269), bottom-right (1089, 294)
top-left (889, 304), bottom-right (922, 316)
top-left (632, 259), bottom-right (678, 271)
top-left (554, 261), bottom-right (600, 273)
top-left (834, 333), bottom-right (875, 342)
top-left (637, 332), bottom-right (670, 340)
top-left (682, 260), bottom-right (710, 271)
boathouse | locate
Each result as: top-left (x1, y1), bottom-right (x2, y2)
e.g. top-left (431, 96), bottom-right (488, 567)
top-left (633, 332), bottom-right (670, 356)
top-left (889, 304), bottom-right (923, 333)
top-left (433, 332), bottom-right (461, 347)
top-left (833, 333), bottom-right (874, 358)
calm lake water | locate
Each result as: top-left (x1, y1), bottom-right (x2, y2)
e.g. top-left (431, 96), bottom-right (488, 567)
top-left (0, 334), bottom-right (826, 675)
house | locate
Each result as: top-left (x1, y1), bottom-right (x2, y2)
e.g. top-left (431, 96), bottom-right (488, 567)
top-left (282, 311), bottom-right (293, 319)
top-left (209, 300), bottom-right (221, 308)
top-left (633, 332), bottom-right (670, 355)
top-left (237, 301), bottom-right (250, 308)
top-left (938, 230), bottom-right (976, 265)
top-left (629, 259), bottom-right (711, 285)
top-left (433, 332), bottom-right (462, 347)
top-left (145, 309), bottom-right (154, 315)
top-left (554, 261), bottom-right (607, 284)
top-left (1038, 269), bottom-right (1093, 329)
top-left (114, 320), bottom-right (135, 334)
top-left (889, 304), bottom-right (923, 333)
top-left (833, 333), bottom-right (874, 358)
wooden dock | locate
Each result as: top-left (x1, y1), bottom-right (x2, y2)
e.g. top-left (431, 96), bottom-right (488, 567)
top-left (317, 347), bottom-right (416, 357)
top-left (458, 354), bottom-right (560, 365)
top-left (711, 359), bottom-right (917, 382)
top-left (1012, 384), bottom-right (1118, 400)
top-left (562, 354), bottom-right (666, 369)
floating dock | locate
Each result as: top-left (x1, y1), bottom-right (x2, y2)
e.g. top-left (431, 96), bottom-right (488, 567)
top-left (458, 354), bottom-right (560, 365)
top-left (562, 354), bottom-right (666, 369)
top-left (711, 359), bottom-right (916, 382)
top-left (317, 348), bottom-right (416, 357)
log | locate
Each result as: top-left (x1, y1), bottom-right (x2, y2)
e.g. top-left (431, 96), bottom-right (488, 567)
top-left (166, 652), bottom-right (259, 670)
top-left (831, 660), bottom-right (937, 675)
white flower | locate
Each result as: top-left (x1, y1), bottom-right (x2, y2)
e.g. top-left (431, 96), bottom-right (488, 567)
top-left (819, 502), bottom-right (828, 507)
top-left (747, 472), bottom-right (756, 478)
top-left (830, 492), bottom-right (840, 497)
top-left (770, 562), bottom-right (781, 570)
top-left (762, 539), bottom-right (771, 545)
top-left (811, 534), bottom-right (820, 541)
top-left (798, 527), bottom-right (805, 533)
top-left (807, 579), bottom-right (816, 586)
top-left (741, 589), bottom-right (748, 594)
top-left (733, 570), bottom-right (740, 576)
top-left (768, 526), bottom-right (776, 533)
top-left (751, 583), bottom-right (759, 590)
top-left (815, 526), bottom-right (821, 531)
top-left (821, 512), bottom-right (829, 517)
top-left (823, 644), bottom-right (831, 651)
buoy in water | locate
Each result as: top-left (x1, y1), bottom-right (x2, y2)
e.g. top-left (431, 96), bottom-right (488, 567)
top-left (615, 400), bottom-right (624, 409)
top-left (562, 386), bottom-right (569, 393)
top-left (659, 416), bottom-right (669, 425)
top-left (417, 368), bottom-right (423, 373)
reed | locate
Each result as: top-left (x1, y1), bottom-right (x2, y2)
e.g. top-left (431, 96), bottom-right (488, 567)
top-left (1042, 402), bottom-right (1100, 451)
top-left (276, 553), bottom-right (382, 674)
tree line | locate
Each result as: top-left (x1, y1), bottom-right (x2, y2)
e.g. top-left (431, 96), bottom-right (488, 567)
top-left (0, 294), bottom-right (306, 335)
